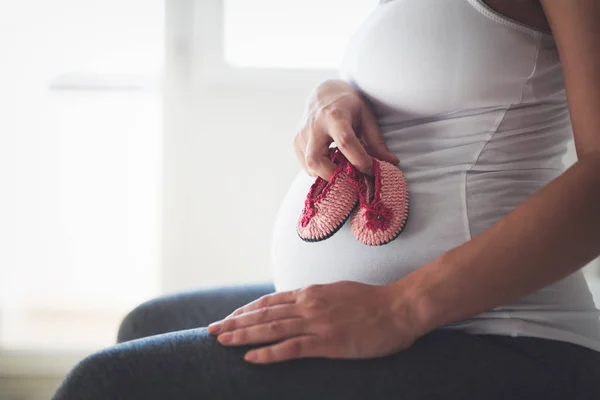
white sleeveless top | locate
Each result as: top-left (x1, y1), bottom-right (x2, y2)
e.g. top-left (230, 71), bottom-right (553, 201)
top-left (270, 0), bottom-right (600, 351)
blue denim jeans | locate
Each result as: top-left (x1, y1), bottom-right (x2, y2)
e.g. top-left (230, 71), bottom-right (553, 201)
top-left (53, 284), bottom-right (600, 400)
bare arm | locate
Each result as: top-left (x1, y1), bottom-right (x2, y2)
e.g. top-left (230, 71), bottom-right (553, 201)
top-left (391, 0), bottom-right (600, 336)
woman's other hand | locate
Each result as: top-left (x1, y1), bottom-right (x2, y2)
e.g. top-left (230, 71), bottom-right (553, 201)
top-left (294, 79), bottom-right (399, 180)
top-left (207, 281), bottom-right (423, 364)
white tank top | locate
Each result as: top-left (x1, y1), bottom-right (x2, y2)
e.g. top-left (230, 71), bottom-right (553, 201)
top-left (270, 0), bottom-right (600, 351)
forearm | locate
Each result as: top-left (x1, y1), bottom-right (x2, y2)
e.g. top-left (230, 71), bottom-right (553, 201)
top-left (388, 152), bottom-right (600, 336)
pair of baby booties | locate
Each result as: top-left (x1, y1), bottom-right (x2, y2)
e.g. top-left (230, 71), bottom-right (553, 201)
top-left (297, 148), bottom-right (409, 246)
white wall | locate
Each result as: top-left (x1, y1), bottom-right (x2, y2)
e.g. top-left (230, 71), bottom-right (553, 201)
top-left (160, 0), bottom-right (335, 292)
top-left (160, 3), bottom-right (323, 291)
top-left (162, 86), bottom-right (310, 293)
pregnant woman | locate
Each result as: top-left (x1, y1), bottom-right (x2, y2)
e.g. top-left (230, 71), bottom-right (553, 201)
top-left (54, 1), bottom-right (600, 399)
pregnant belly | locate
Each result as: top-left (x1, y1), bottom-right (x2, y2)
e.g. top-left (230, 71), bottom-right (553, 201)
top-left (270, 171), bottom-right (470, 292)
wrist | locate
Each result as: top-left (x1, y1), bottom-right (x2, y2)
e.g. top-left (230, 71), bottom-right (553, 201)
top-left (382, 257), bottom-right (449, 337)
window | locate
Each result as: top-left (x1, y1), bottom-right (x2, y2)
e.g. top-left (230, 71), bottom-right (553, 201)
top-left (0, 0), bottom-right (164, 356)
top-left (190, 0), bottom-right (379, 89)
top-left (223, 0), bottom-right (379, 69)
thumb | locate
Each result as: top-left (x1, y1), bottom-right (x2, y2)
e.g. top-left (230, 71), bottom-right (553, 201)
top-left (359, 106), bottom-right (400, 165)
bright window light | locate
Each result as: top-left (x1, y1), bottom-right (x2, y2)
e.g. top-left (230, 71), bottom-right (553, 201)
top-left (223, 0), bottom-right (379, 69)
top-left (0, 0), bottom-right (163, 352)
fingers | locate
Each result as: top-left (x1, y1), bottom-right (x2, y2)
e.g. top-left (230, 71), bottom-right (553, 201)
top-left (208, 304), bottom-right (300, 334)
top-left (295, 84), bottom-right (398, 179)
top-left (326, 117), bottom-right (373, 175)
top-left (295, 131), bottom-right (336, 179)
top-left (217, 318), bottom-right (307, 346)
top-left (304, 134), bottom-right (336, 180)
top-left (225, 290), bottom-right (299, 319)
top-left (359, 106), bottom-right (400, 165)
top-left (244, 335), bottom-right (323, 363)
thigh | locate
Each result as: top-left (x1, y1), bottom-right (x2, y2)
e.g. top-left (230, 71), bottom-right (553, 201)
top-left (53, 329), bottom-right (592, 400)
top-left (117, 283), bottom-right (275, 343)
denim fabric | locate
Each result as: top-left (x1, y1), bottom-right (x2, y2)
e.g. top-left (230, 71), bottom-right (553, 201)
top-left (53, 284), bottom-right (600, 400)
top-left (117, 284), bottom-right (276, 342)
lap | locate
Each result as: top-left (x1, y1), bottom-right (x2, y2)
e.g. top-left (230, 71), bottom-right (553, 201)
top-left (53, 328), bottom-right (595, 400)
top-left (56, 284), bottom-right (600, 399)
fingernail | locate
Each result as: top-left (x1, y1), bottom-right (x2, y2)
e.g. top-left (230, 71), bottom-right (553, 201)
top-left (244, 351), bottom-right (257, 362)
top-left (208, 322), bottom-right (222, 334)
top-left (218, 332), bottom-right (232, 344)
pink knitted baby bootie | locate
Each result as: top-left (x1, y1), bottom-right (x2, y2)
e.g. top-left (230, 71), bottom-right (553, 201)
top-left (297, 149), bottom-right (359, 242)
top-left (349, 158), bottom-right (409, 246)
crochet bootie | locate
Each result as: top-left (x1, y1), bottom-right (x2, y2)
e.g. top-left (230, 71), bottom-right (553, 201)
top-left (297, 149), bottom-right (359, 242)
top-left (348, 157), bottom-right (409, 246)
